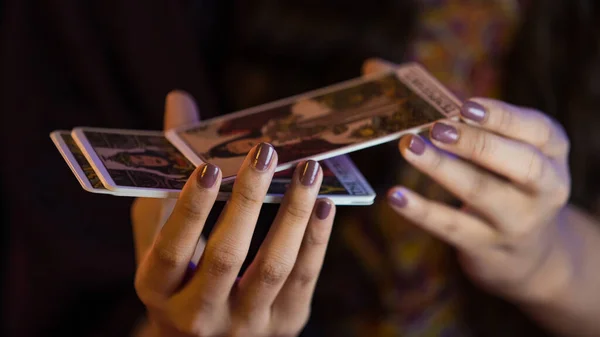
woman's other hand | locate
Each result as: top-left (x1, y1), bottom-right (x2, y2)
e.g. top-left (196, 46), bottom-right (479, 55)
top-left (364, 59), bottom-right (574, 305)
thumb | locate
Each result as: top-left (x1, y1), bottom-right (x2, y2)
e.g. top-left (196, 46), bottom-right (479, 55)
top-left (361, 58), bottom-right (399, 76)
top-left (164, 90), bottom-right (201, 130)
top-left (131, 90), bottom-right (201, 266)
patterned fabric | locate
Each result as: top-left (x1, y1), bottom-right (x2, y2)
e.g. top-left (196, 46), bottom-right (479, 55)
top-left (317, 1), bottom-right (521, 336)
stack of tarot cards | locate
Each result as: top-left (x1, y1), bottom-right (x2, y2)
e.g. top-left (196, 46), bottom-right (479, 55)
top-left (50, 63), bottom-right (461, 206)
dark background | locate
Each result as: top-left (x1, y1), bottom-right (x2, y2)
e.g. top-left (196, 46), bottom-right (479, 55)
top-left (2, 1), bottom-right (600, 336)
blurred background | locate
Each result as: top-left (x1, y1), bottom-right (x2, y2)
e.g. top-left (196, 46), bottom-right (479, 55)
top-left (1, 1), bottom-right (599, 336)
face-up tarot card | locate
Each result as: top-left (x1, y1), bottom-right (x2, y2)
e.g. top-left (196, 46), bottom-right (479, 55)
top-left (50, 130), bottom-right (126, 195)
top-left (71, 128), bottom-right (196, 198)
top-left (62, 128), bottom-right (375, 203)
top-left (166, 62), bottom-right (461, 182)
top-left (217, 154), bottom-right (375, 205)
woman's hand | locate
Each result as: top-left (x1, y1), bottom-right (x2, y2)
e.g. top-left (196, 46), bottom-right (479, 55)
top-left (133, 93), bottom-right (335, 337)
top-left (365, 59), bottom-right (574, 305)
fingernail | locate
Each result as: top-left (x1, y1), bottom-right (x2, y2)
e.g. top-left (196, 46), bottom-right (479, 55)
top-left (388, 189), bottom-right (408, 208)
top-left (408, 134), bottom-right (426, 155)
top-left (461, 100), bottom-right (487, 123)
top-left (252, 143), bottom-right (275, 171)
top-left (197, 163), bottom-right (219, 188)
top-left (431, 123), bottom-right (459, 144)
top-left (299, 160), bottom-right (319, 186)
top-left (316, 200), bottom-right (332, 220)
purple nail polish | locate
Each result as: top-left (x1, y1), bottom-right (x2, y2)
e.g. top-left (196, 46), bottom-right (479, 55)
top-left (299, 160), bottom-right (319, 186)
top-left (315, 200), bottom-right (332, 220)
top-left (431, 123), bottom-right (459, 144)
top-left (197, 163), bottom-right (219, 188)
top-left (461, 100), bottom-right (487, 123)
top-left (252, 143), bottom-right (275, 171)
top-left (182, 261), bottom-right (197, 285)
top-left (388, 189), bottom-right (408, 208)
top-left (408, 135), bottom-right (426, 155)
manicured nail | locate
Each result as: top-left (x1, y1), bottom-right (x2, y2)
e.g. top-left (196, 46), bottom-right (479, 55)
top-left (252, 143), bottom-right (275, 171)
top-left (431, 123), bottom-right (459, 144)
top-left (316, 200), bottom-right (332, 220)
top-left (388, 189), bottom-right (408, 208)
top-left (461, 100), bottom-right (487, 123)
top-left (197, 163), bottom-right (219, 188)
top-left (299, 160), bottom-right (319, 186)
top-left (408, 134), bottom-right (426, 155)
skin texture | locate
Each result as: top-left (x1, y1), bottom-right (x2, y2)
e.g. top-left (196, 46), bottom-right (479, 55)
top-left (131, 91), bottom-right (336, 337)
top-left (131, 60), bottom-right (600, 336)
top-left (364, 59), bottom-right (600, 337)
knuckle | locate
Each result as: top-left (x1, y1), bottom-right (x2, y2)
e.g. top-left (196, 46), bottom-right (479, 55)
top-left (257, 258), bottom-right (293, 286)
top-left (289, 267), bottom-right (319, 288)
top-left (442, 215), bottom-right (460, 237)
top-left (232, 184), bottom-right (263, 213)
top-left (536, 114), bottom-right (555, 149)
top-left (510, 220), bottom-right (537, 240)
top-left (549, 183), bottom-right (571, 209)
top-left (305, 225), bottom-right (331, 246)
top-left (283, 201), bottom-right (313, 222)
top-left (177, 197), bottom-right (208, 223)
top-left (506, 209), bottom-right (541, 239)
top-left (469, 130), bottom-right (494, 161)
top-left (428, 150), bottom-right (445, 172)
top-left (173, 315), bottom-right (212, 337)
top-left (465, 171), bottom-right (490, 201)
top-left (523, 150), bottom-right (545, 187)
top-left (497, 102), bottom-right (516, 131)
top-left (134, 275), bottom-right (163, 309)
top-left (413, 199), bottom-right (433, 226)
top-left (205, 246), bottom-right (245, 278)
top-left (152, 241), bottom-right (189, 269)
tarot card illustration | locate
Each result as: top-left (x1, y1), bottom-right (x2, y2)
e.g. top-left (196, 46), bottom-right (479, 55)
top-left (167, 63), bottom-right (460, 181)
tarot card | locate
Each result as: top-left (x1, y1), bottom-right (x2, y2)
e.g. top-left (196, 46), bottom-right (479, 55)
top-left (50, 130), bottom-right (126, 195)
top-left (60, 126), bottom-right (374, 204)
top-left (72, 127), bottom-right (197, 198)
top-left (166, 62), bottom-right (462, 183)
top-left (216, 154), bottom-right (375, 205)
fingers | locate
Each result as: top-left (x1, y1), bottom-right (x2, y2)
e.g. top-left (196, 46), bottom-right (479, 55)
top-left (386, 187), bottom-right (498, 254)
top-left (164, 89), bottom-right (201, 130)
top-left (132, 90), bottom-right (201, 267)
top-left (273, 199), bottom-right (335, 318)
top-left (428, 120), bottom-right (563, 194)
top-left (460, 98), bottom-right (569, 159)
top-left (184, 143), bottom-right (277, 305)
top-left (135, 163), bottom-right (221, 300)
top-left (399, 134), bottom-right (530, 226)
top-left (237, 161), bottom-right (324, 313)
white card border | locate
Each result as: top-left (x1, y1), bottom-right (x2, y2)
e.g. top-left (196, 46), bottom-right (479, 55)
top-left (214, 154), bottom-right (375, 205)
top-left (71, 127), bottom-right (188, 198)
top-left (322, 154), bottom-right (376, 205)
top-left (166, 62), bottom-right (461, 183)
top-left (50, 130), bottom-right (117, 194)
